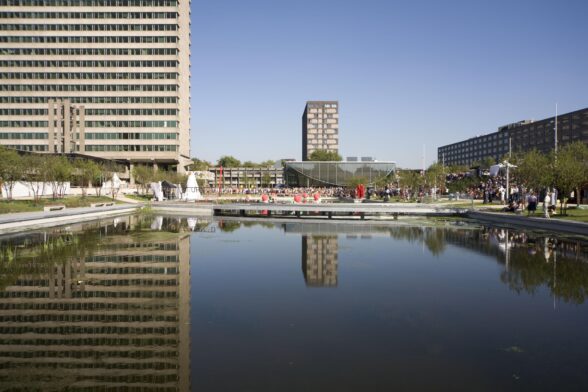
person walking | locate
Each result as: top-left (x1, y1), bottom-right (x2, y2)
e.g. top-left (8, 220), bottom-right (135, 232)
top-left (543, 190), bottom-right (551, 219)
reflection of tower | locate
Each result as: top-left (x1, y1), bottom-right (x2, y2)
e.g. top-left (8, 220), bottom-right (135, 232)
top-left (302, 235), bottom-right (338, 287)
top-left (0, 226), bottom-right (191, 391)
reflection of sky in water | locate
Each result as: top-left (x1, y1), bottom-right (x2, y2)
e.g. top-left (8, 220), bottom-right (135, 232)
top-left (192, 220), bottom-right (588, 391)
top-left (0, 216), bottom-right (587, 391)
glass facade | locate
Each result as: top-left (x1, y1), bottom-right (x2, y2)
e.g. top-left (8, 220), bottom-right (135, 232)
top-left (284, 161), bottom-right (396, 187)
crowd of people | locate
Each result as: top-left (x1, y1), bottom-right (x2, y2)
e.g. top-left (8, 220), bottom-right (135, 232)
top-left (197, 169), bottom-right (570, 218)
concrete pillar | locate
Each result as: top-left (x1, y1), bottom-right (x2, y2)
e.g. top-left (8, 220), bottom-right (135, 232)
top-left (78, 106), bottom-right (85, 152)
top-left (48, 99), bottom-right (55, 153)
top-left (63, 100), bottom-right (71, 153)
top-left (129, 163), bottom-right (135, 186)
top-left (153, 162), bottom-right (158, 172)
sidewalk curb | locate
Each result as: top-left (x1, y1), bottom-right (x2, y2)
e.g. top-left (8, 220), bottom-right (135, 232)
top-left (0, 205), bottom-right (140, 234)
top-left (467, 211), bottom-right (588, 236)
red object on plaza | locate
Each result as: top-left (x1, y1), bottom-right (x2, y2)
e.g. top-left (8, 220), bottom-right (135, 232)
top-left (302, 192), bottom-right (308, 198)
top-left (294, 195), bottom-right (302, 203)
top-left (261, 194), bottom-right (269, 203)
top-left (313, 193), bottom-right (320, 201)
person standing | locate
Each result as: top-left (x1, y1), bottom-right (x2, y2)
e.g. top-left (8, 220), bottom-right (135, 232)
top-left (527, 192), bottom-right (537, 216)
top-left (550, 188), bottom-right (557, 214)
top-left (543, 190), bottom-right (551, 219)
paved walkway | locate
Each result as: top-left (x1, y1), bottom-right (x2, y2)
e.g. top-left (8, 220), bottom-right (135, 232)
top-left (116, 194), bottom-right (145, 204)
top-left (0, 204), bottom-right (139, 234)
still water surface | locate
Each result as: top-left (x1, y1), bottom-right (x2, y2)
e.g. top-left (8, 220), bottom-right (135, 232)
top-left (0, 215), bottom-right (587, 391)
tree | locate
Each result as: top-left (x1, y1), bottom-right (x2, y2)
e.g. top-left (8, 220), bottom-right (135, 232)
top-left (98, 162), bottom-right (121, 199)
top-left (132, 165), bottom-right (155, 195)
top-left (242, 161), bottom-right (256, 168)
top-left (554, 142), bottom-right (588, 211)
top-left (346, 176), bottom-right (368, 189)
top-left (308, 150), bottom-right (342, 161)
top-left (397, 170), bottom-right (424, 199)
top-left (0, 147), bottom-right (24, 200)
top-left (514, 149), bottom-right (554, 194)
top-left (75, 160), bottom-right (102, 198)
top-left (189, 157), bottom-right (211, 171)
top-left (480, 156), bottom-right (497, 169)
top-left (46, 156), bottom-right (73, 199)
top-left (23, 154), bottom-right (51, 202)
top-left (217, 155), bottom-right (241, 168)
top-left (261, 173), bottom-right (272, 187)
top-left (260, 160), bottom-right (276, 167)
top-left (93, 163), bottom-right (109, 197)
top-left (425, 163), bottom-right (446, 196)
top-left (447, 164), bottom-right (470, 174)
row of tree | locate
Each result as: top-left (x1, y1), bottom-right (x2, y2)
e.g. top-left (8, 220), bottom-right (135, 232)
top-left (512, 142), bottom-right (588, 207)
top-left (131, 165), bottom-right (187, 195)
top-left (0, 147), bottom-right (118, 201)
top-left (190, 149), bottom-right (342, 170)
top-left (414, 141), bottom-right (588, 206)
top-left (190, 156), bottom-right (277, 170)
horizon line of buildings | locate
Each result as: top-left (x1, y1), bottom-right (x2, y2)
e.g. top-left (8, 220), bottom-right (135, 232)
top-left (438, 107), bottom-right (588, 167)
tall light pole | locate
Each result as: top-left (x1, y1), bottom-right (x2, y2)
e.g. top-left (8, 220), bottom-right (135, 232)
top-left (554, 103), bottom-right (558, 154)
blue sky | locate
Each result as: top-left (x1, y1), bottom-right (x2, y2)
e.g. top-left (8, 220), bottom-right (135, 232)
top-left (190, 0), bottom-right (588, 168)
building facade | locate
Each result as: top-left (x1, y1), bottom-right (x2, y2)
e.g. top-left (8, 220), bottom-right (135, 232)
top-left (207, 166), bottom-right (284, 189)
top-left (0, 0), bottom-right (192, 172)
top-left (302, 101), bottom-right (339, 160)
top-left (438, 107), bottom-right (588, 166)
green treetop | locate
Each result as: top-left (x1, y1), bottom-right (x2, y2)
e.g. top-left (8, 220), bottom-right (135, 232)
top-left (308, 150), bottom-right (342, 161)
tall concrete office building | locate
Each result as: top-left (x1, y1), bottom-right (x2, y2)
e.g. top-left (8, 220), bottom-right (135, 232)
top-left (0, 0), bottom-right (192, 172)
top-left (302, 101), bottom-right (339, 160)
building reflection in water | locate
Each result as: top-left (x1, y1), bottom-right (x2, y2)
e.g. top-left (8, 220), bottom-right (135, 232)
top-left (0, 215), bottom-right (196, 391)
top-left (285, 221), bottom-right (588, 302)
top-left (301, 235), bottom-right (339, 287)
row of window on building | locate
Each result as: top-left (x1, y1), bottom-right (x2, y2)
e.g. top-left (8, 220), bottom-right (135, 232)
top-left (0, 0), bottom-right (178, 6)
top-left (1, 48), bottom-right (178, 56)
top-left (0, 60), bottom-right (178, 68)
top-left (4, 144), bottom-right (178, 152)
top-left (0, 35), bottom-right (178, 43)
top-left (0, 120), bottom-right (178, 128)
top-left (0, 11), bottom-right (178, 19)
top-left (0, 96), bottom-right (178, 104)
top-left (0, 23), bottom-right (178, 31)
top-left (0, 108), bottom-right (178, 116)
top-left (2, 84), bottom-right (178, 92)
top-left (0, 132), bottom-right (180, 140)
top-left (1, 72), bottom-right (178, 80)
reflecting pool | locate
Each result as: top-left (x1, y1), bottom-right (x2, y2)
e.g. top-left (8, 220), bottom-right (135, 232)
top-left (0, 215), bottom-right (587, 391)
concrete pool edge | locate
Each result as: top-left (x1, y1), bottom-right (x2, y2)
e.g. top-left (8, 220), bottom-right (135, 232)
top-left (467, 210), bottom-right (588, 236)
top-left (0, 204), bottom-right (141, 234)
top-left (1, 202), bottom-right (586, 237)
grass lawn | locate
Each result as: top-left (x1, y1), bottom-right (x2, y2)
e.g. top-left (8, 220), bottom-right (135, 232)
top-left (0, 196), bottom-right (120, 214)
top-left (546, 206), bottom-right (588, 223)
top-left (124, 194), bottom-right (153, 202)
